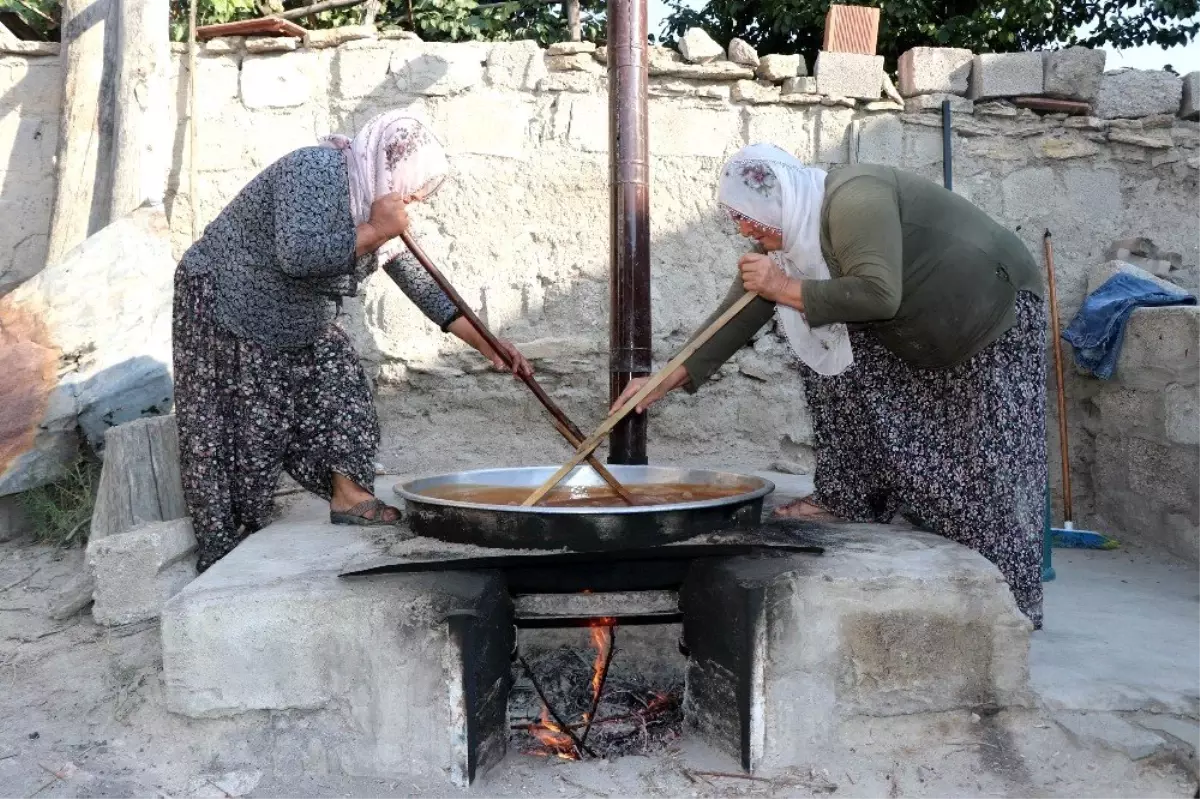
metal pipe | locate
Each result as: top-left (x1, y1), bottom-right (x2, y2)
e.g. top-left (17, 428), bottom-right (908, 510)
top-left (941, 98), bottom-right (953, 191)
top-left (607, 0), bottom-right (651, 465)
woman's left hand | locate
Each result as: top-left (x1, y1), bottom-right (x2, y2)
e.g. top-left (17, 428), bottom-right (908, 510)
top-left (738, 253), bottom-right (791, 302)
top-left (489, 339), bottom-right (533, 379)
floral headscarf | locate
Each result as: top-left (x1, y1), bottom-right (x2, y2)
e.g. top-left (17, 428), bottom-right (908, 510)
top-left (320, 110), bottom-right (450, 268)
top-left (717, 143), bottom-right (853, 376)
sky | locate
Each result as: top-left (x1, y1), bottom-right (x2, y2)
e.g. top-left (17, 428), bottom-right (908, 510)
top-left (646, 0), bottom-right (1200, 73)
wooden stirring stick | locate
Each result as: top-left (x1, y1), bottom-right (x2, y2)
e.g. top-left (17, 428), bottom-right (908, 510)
top-left (522, 291), bottom-right (760, 507)
top-left (398, 232), bottom-right (640, 507)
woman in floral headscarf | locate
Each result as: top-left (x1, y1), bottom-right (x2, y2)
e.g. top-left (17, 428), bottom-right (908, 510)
top-left (173, 110), bottom-right (531, 572)
top-left (612, 143), bottom-right (1049, 628)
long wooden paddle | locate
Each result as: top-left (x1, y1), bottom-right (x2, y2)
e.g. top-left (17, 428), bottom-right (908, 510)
top-left (397, 232), bottom-right (639, 506)
top-left (521, 290), bottom-right (760, 507)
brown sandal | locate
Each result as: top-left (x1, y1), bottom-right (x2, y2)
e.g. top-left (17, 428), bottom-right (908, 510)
top-left (330, 498), bottom-right (401, 526)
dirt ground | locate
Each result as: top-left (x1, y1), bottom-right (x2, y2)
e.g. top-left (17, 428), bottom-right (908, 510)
top-left (1, 535), bottom-right (1196, 799)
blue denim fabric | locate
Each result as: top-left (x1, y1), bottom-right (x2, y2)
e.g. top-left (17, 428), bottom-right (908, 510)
top-left (1062, 272), bottom-right (1196, 379)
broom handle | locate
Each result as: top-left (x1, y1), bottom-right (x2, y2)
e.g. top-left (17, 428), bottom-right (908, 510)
top-left (522, 291), bottom-right (761, 507)
top-left (1043, 230), bottom-right (1073, 523)
top-left (397, 232), bottom-right (639, 506)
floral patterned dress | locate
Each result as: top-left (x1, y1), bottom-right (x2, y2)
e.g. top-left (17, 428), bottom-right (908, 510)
top-left (172, 147), bottom-right (460, 572)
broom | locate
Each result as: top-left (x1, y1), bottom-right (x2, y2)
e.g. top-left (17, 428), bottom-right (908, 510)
top-left (1043, 231), bottom-right (1119, 550)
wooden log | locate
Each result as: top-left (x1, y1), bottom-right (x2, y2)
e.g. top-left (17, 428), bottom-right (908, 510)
top-left (91, 415), bottom-right (187, 540)
top-left (58, 416), bottom-right (188, 619)
top-left (108, 0), bottom-right (171, 219)
top-left (46, 0), bottom-right (117, 267)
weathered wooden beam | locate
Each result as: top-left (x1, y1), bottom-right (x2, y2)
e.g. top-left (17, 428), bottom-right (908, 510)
top-left (46, 0), bottom-right (116, 267)
top-left (108, 0), bottom-right (171, 219)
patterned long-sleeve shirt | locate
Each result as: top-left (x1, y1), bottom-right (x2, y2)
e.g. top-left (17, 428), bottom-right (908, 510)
top-left (180, 146), bottom-right (459, 351)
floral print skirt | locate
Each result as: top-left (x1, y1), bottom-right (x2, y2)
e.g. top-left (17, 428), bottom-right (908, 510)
top-left (802, 291), bottom-right (1048, 628)
top-left (172, 266), bottom-right (379, 572)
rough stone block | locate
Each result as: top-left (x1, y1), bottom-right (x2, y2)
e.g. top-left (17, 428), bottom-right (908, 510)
top-left (162, 524), bottom-right (512, 783)
top-left (202, 37), bottom-right (241, 55)
top-left (1181, 71), bottom-right (1199, 120)
top-left (757, 53), bottom-right (803, 82)
top-left (815, 51), bottom-right (883, 101)
top-left (728, 38), bottom-right (758, 68)
top-left (304, 25), bottom-right (375, 49)
top-left (1055, 711), bottom-right (1167, 760)
top-left (897, 47), bottom-right (973, 97)
top-left (682, 527), bottom-right (1031, 771)
top-left (438, 93), bottom-right (532, 158)
top-left (1094, 69), bottom-right (1183, 119)
top-left (781, 76), bottom-right (817, 95)
top-left (89, 518), bottom-right (198, 626)
top-left (904, 93), bottom-right (973, 113)
top-left (546, 52), bottom-right (603, 74)
top-left (1119, 305), bottom-right (1200, 391)
top-left (546, 42), bottom-right (595, 56)
top-left (485, 40), bottom-right (546, 90)
top-left (0, 494), bottom-right (31, 541)
top-left (0, 40), bottom-right (59, 56)
top-left (649, 102), bottom-right (742, 158)
top-left (969, 52), bottom-right (1044, 99)
top-left (746, 107), bottom-right (818, 162)
top-left (856, 114), bottom-right (902, 165)
top-left (333, 43), bottom-right (393, 98)
top-left (391, 42), bottom-right (487, 95)
top-left (240, 54), bottom-right (311, 109)
top-left (245, 36), bottom-right (297, 54)
top-left (816, 106), bottom-right (854, 163)
top-left (0, 58), bottom-right (63, 115)
top-left (1164, 384), bottom-right (1199, 446)
top-left (678, 28), bottom-right (724, 64)
top-left (732, 79), bottom-right (780, 104)
top-left (1043, 47), bottom-right (1106, 101)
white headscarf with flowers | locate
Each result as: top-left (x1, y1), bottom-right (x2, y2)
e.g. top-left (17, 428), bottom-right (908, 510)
top-left (320, 110), bottom-right (450, 269)
top-left (717, 143), bottom-right (853, 376)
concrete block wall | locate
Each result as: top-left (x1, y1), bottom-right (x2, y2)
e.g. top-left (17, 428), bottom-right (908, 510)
top-left (0, 36), bottom-right (1197, 545)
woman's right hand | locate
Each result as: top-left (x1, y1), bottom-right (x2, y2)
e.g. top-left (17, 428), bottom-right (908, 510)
top-left (367, 192), bottom-right (411, 240)
top-left (608, 366), bottom-right (689, 416)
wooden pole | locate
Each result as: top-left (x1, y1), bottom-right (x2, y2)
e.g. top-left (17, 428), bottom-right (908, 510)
top-left (108, 0), bottom-right (171, 219)
top-left (187, 0), bottom-right (199, 241)
top-left (522, 291), bottom-right (759, 507)
top-left (46, 0), bottom-right (114, 266)
top-left (1043, 231), bottom-right (1073, 523)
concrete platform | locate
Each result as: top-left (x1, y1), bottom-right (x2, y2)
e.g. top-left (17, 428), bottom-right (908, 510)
top-left (162, 478), bottom-right (1035, 784)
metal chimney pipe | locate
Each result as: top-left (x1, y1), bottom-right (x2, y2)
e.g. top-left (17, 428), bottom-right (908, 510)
top-left (607, 0), bottom-right (651, 465)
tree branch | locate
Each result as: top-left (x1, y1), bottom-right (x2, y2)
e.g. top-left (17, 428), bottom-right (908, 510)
top-left (275, 0), bottom-right (367, 20)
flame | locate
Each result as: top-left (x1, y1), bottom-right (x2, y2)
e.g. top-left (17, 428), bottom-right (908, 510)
top-left (529, 706), bottom-right (579, 760)
top-left (588, 618), bottom-right (615, 704)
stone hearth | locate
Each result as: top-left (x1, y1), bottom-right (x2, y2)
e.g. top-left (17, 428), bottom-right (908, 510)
top-left (161, 512), bottom-right (1032, 787)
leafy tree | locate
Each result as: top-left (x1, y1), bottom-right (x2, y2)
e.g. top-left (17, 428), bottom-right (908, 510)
top-left (2, 0), bottom-right (605, 45)
top-left (661, 0), bottom-right (1200, 69)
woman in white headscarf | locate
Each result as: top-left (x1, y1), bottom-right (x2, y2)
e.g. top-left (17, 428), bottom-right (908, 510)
top-left (172, 110), bottom-right (531, 572)
top-left (612, 143), bottom-right (1049, 628)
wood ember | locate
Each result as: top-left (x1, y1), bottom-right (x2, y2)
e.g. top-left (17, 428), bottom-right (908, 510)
top-left (509, 643), bottom-right (683, 759)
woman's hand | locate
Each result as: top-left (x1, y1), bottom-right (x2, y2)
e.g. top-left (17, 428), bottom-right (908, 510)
top-left (738, 252), bottom-right (791, 302)
top-left (489, 338), bottom-right (533, 379)
top-left (446, 317), bottom-right (533, 379)
top-left (608, 367), bottom-right (689, 416)
top-left (368, 193), bottom-right (411, 240)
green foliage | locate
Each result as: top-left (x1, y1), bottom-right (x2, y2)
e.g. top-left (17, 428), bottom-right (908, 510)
top-left (4, 0), bottom-right (606, 45)
top-left (398, 0), bottom-right (604, 44)
top-left (661, 0), bottom-right (1200, 70)
top-left (18, 457), bottom-right (102, 548)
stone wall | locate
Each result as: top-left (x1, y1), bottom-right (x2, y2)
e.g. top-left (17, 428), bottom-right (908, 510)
top-left (0, 35), bottom-right (1197, 537)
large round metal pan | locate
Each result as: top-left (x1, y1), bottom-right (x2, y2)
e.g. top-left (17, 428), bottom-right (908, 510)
top-left (394, 465), bottom-right (775, 551)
